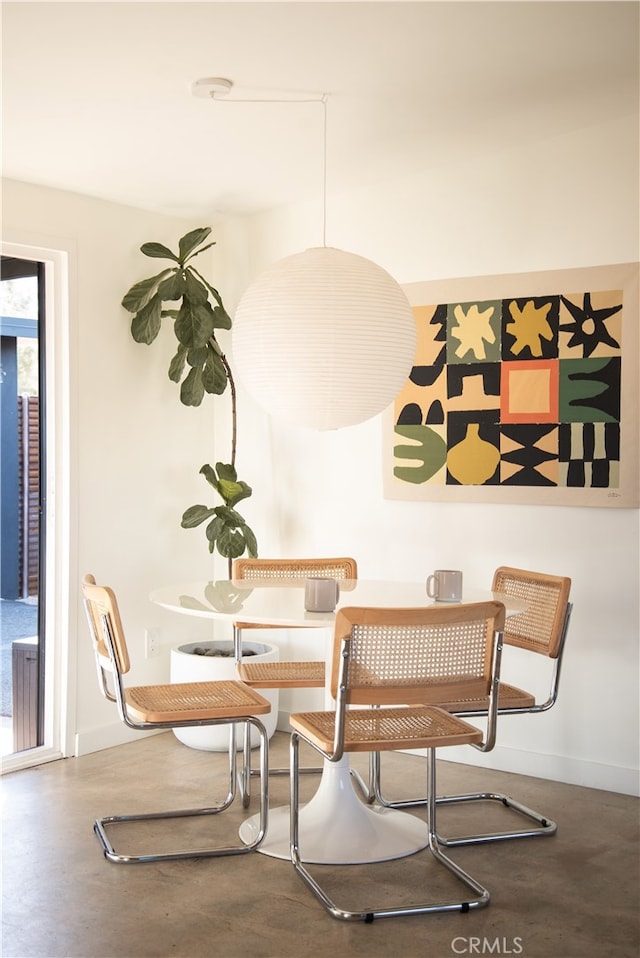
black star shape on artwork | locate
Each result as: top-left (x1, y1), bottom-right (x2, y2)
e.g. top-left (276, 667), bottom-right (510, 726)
top-left (559, 293), bottom-right (622, 358)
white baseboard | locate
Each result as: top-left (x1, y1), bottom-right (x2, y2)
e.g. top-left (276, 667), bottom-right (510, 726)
top-left (434, 743), bottom-right (639, 797)
top-left (277, 711), bottom-right (639, 797)
top-left (75, 722), bottom-right (161, 757)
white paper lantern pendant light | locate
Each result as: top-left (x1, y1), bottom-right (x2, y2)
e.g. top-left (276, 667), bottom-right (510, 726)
top-left (200, 80), bottom-right (416, 431)
top-left (233, 245), bottom-right (415, 430)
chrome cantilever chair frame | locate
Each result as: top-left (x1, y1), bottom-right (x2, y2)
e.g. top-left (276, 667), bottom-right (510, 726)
top-left (232, 556), bottom-right (359, 807)
top-left (367, 567), bottom-right (573, 846)
top-left (289, 602), bottom-right (505, 922)
top-left (82, 575), bottom-right (270, 864)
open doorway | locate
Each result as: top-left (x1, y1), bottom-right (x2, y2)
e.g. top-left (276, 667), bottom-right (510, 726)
top-left (1, 257), bottom-right (45, 756)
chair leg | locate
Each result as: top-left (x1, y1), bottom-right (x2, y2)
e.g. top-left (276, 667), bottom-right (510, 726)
top-left (238, 718), bottom-right (331, 807)
top-left (289, 737), bottom-right (490, 922)
top-left (434, 791), bottom-right (557, 846)
top-left (95, 720), bottom-right (269, 864)
top-left (239, 722), bottom-right (323, 810)
top-left (239, 721), bottom-right (253, 808)
top-left (240, 739), bottom-right (368, 807)
top-left (368, 751), bottom-right (557, 845)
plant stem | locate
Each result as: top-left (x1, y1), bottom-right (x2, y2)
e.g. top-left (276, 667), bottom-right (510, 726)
top-left (218, 346), bottom-right (237, 469)
top-left (216, 342), bottom-right (236, 578)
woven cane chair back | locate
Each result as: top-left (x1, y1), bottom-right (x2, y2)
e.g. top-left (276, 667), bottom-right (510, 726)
top-left (233, 557), bottom-right (357, 633)
top-left (331, 602), bottom-right (506, 706)
top-left (233, 556), bottom-right (357, 585)
top-left (492, 566), bottom-right (571, 659)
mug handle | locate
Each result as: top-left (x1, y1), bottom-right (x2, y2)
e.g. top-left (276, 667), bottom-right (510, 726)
top-left (426, 574), bottom-right (437, 598)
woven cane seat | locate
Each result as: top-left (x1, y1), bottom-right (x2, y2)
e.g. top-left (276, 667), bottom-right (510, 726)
top-left (237, 659), bottom-right (325, 689)
top-left (290, 705), bottom-right (484, 754)
top-left (437, 681), bottom-right (536, 713)
top-left (124, 680), bottom-right (272, 724)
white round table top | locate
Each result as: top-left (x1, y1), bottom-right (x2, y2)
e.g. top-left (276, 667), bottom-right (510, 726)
top-left (150, 578), bottom-right (526, 627)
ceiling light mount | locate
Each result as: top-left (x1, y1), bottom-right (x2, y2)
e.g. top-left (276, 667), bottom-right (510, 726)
top-left (192, 77), bottom-right (233, 99)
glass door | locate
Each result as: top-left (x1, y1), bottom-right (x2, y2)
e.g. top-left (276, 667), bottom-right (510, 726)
top-left (0, 257), bottom-right (45, 755)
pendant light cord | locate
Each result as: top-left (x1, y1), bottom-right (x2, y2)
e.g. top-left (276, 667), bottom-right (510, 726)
top-left (202, 85), bottom-right (329, 248)
top-left (321, 94), bottom-right (328, 248)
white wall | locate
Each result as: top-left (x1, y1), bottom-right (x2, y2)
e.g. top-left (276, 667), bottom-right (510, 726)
top-left (218, 113), bottom-right (640, 795)
top-left (2, 108), bottom-right (637, 793)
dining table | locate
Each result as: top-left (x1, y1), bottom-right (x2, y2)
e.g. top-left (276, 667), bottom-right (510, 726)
top-left (150, 577), bottom-right (526, 865)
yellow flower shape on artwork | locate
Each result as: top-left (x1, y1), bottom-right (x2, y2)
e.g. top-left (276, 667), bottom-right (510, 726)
top-left (505, 300), bottom-right (553, 356)
top-left (450, 303), bottom-right (496, 360)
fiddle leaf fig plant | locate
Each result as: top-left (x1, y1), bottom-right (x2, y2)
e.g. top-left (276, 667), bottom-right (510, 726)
top-left (121, 227), bottom-right (258, 571)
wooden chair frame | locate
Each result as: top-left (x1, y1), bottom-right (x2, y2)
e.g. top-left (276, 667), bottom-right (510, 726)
top-left (82, 574), bottom-right (271, 864)
top-left (289, 602), bottom-right (505, 922)
top-left (367, 567), bottom-right (573, 846)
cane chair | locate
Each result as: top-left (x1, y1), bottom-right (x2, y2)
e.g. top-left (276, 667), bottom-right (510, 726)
top-left (289, 601), bottom-right (506, 922)
top-left (232, 556), bottom-right (358, 805)
top-left (369, 566), bottom-right (573, 846)
top-left (82, 574), bottom-right (271, 864)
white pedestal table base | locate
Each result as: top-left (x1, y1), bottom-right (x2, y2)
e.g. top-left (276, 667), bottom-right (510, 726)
top-left (239, 756), bottom-right (428, 864)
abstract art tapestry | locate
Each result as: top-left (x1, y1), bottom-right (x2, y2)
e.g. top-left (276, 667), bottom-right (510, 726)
top-left (384, 263), bottom-right (638, 507)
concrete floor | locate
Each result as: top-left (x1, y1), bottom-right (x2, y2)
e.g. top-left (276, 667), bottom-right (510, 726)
top-left (2, 731), bottom-right (638, 958)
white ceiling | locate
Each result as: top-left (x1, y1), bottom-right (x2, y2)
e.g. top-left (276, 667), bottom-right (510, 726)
top-left (2, 1), bottom-right (638, 219)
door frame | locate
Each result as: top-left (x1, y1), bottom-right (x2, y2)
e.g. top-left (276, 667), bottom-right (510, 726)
top-left (1, 233), bottom-right (76, 773)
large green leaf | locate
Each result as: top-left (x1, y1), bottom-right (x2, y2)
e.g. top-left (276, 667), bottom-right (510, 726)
top-left (157, 271), bottom-right (186, 301)
top-left (140, 242), bottom-right (179, 262)
top-left (216, 504), bottom-right (244, 526)
top-left (121, 269), bottom-right (172, 312)
top-left (213, 304), bottom-right (232, 330)
top-left (174, 300), bottom-right (215, 348)
top-left (180, 366), bottom-right (204, 406)
top-left (215, 463), bottom-right (237, 482)
top-left (181, 504), bottom-right (215, 528)
top-left (205, 514), bottom-right (226, 552)
top-left (178, 227), bottom-right (212, 262)
top-left (184, 269), bottom-right (209, 306)
top-left (131, 295), bottom-right (162, 343)
top-left (190, 266), bottom-right (223, 307)
top-left (186, 346), bottom-right (209, 368)
top-left (168, 344), bottom-right (187, 383)
top-left (202, 351), bottom-right (227, 394)
top-left (243, 526), bottom-right (258, 558)
top-left (199, 463), bottom-right (220, 489)
top-left (217, 478), bottom-right (245, 507)
top-left (217, 527), bottom-right (246, 559)
top-left (225, 480), bottom-right (253, 508)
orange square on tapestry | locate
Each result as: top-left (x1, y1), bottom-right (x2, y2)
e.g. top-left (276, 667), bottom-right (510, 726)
top-left (501, 360), bottom-right (558, 423)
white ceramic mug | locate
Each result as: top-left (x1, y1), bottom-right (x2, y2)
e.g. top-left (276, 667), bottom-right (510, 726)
top-left (304, 577), bottom-right (340, 613)
top-left (426, 569), bottom-right (463, 603)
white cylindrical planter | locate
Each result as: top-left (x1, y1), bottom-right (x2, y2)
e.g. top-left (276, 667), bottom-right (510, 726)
top-left (170, 640), bottom-right (279, 751)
